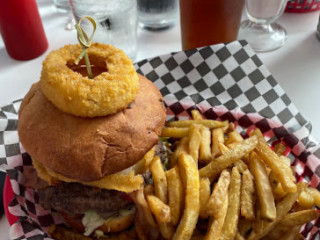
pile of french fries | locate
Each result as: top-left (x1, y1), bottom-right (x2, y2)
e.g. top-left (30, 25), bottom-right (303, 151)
top-left (142, 110), bottom-right (320, 240)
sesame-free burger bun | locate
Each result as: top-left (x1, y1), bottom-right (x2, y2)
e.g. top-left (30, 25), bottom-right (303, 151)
top-left (18, 74), bottom-right (166, 182)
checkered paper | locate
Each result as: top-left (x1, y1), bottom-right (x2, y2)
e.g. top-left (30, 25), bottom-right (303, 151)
top-left (1, 40), bottom-right (320, 239)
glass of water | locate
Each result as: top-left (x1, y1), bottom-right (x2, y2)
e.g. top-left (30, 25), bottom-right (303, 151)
top-left (238, 0), bottom-right (288, 52)
top-left (137, 0), bottom-right (178, 30)
top-left (69, 0), bottom-right (138, 61)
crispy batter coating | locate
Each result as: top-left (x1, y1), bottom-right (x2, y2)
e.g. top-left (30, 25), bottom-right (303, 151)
top-left (40, 43), bottom-right (139, 117)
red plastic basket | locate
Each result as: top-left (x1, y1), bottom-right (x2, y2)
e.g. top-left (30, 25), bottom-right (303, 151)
top-left (286, 0), bottom-right (320, 12)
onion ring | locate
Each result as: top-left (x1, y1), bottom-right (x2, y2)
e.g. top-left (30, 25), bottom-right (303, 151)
top-left (40, 43), bottom-right (139, 117)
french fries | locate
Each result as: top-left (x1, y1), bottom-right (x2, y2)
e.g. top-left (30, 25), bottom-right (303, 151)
top-left (263, 209), bottom-right (318, 239)
top-left (199, 136), bottom-right (258, 181)
top-left (143, 111), bottom-right (319, 240)
top-left (191, 109), bottom-right (203, 120)
top-left (273, 142), bottom-right (287, 156)
top-left (199, 178), bottom-right (211, 218)
top-left (172, 153), bottom-right (200, 240)
top-left (298, 190), bottom-right (315, 209)
top-left (150, 156), bottom-right (168, 203)
top-left (249, 152), bottom-right (276, 221)
top-left (306, 187), bottom-right (320, 208)
top-left (167, 119), bottom-right (227, 129)
top-left (199, 126), bottom-right (212, 163)
top-left (220, 167), bottom-right (241, 240)
top-left (206, 170), bottom-right (230, 217)
top-left (204, 193), bottom-right (229, 240)
top-left (248, 182), bottom-right (307, 240)
top-left (225, 130), bottom-right (243, 147)
top-left (241, 169), bottom-right (255, 220)
top-left (161, 127), bottom-right (189, 138)
top-left (188, 124), bottom-right (202, 164)
top-left (255, 140), bottom-right (297, 193)
top-left (211, 128), bottom-right (224, 157)
top-left (147, 195), bottom-right (171, 223)
top-left (166, 166), bottom-right (184, 226)
top-left (170, 137), bottom-right (189, 168)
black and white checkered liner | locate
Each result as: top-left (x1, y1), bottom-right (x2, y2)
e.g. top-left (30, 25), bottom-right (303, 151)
top-left (1, 40), bottom-right (320, 239)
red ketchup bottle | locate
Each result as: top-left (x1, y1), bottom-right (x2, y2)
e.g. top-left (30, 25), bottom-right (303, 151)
top-left (0, 0), bottom-right (48, 60)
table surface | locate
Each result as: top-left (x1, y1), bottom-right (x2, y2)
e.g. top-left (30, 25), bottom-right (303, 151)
top-left (1, 1), bottom-right (320, 239)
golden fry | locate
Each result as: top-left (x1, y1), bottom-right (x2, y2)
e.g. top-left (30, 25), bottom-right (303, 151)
top-left (204, 198), bottom-right (228, 240)
top-left (206, 170), bottom-right (230, 216)
top-left (218, 143), bottom-right (229, 155)
top-left (131, 189), bottom-right (157, 228)
top-left (172, 153), bottom-right (200, 240)
top-left (250, 128), bottom-right (267, 144)
top-left (161, 127), bottom-right (189, 138)
top-left (199, 178), bottom-right (211, 218)
top-left (241, 169), bottom-right (255, 220)
top-left (165, 166), bottom-right (183, 226)
top-left (306, 187), bottom-right (320, 208)
top-left (251, 206), bottom-right (268, 235)
top-left (298, 190), bottom-right (315, 209)
top-left (167, 119), bottom-right (228, 129)
top-left (134, 147), bottom-right (155, 174)
top-left (269, 170), bottom-right (287, 200)
top-left (150, 156), bottom-right (168, 203)
top-left (220, 167), bottom-right (241, 240)
top-left (249, 152), bottom-right (276, 221)
top-left (204, 171), bottom-right (230, 240)
top-left (255, 140), bottom-right (297, 193)
top-left (279, 155), bottom-right (291, 167)
top-left (280, 225), bottom-right (303, 240)
top-left (191, 110), bottom-right (203, 120)
top-left (225, 130), bottom-right (243, 146)
top-left (264, 209), bottom-right (318, 240)
top-left (147, 195), bottom-right (171, 223)
top-left (211, 128), bottom-right (224, 157)
top-left (234, 159), bottom-right (248, 174)
top-left (170, 137), bottom-right (189, 168)
top-left (273, 142), bottom-right (287, 156)
top-left (189, 124), bottom-right (202, 164)
top-left (280, 209), bottom-right (318, 228)
top-left (199, 126), bottom-right (212, 163)
top-left (247, 182), bottom-right (307, 240)
top-left (199, 136), bottom-right (258, 181)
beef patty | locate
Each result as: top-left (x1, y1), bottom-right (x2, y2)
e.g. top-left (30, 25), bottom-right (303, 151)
top-left (38, 182), bottom-right (134, 219)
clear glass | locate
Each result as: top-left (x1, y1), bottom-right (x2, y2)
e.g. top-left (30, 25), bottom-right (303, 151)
top-left (54, 0), bottom-right (71, 12)
top-left (69, 0), bottom-right (138, 61)
top-left (53, 0), bottom-right (75, 31)
top-left (238, 0), bottom-right (288, 52)
top-left (137, 0), bottom-right (178, 30)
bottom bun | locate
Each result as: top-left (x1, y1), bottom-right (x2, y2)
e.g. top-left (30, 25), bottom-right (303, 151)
top-left (49, 225), bottom-right (137, 240)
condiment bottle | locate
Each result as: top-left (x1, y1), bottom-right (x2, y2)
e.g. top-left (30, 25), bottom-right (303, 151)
top-left (0, 0), bottom-right (48, 60)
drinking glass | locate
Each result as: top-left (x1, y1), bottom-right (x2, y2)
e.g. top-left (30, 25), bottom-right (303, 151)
top-left (179, 0), bottom-right (244, 51)
top-left (137, 0), bottom-right (178, 30)
top-left (69, 0), bottom-right (138, 61)
top-left (53, 0), bottom-right (75, 30)
top-left (238, 0), bottom-right (288, 52)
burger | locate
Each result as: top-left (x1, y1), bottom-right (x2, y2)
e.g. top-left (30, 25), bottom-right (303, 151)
top-left (18, 44), bottom-right (167, 239)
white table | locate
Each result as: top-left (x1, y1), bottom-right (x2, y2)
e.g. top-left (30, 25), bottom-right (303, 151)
top-left (0, 1), bottom-right (320, 238)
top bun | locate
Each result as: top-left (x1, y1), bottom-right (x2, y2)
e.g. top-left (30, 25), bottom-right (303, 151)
top-left (18, 74), bottom-right (166, 182)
